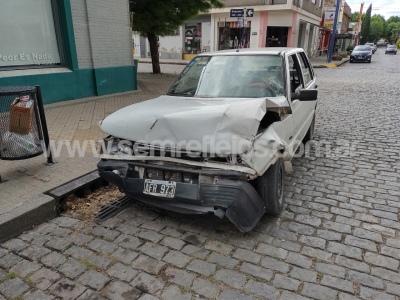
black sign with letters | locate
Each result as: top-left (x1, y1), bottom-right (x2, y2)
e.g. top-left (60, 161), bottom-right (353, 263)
top-left (230, 9), bottom-right (244, 17)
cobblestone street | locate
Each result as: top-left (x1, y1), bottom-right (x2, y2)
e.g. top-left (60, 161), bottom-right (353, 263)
top-left (1, 48), bottom-right (400, 299)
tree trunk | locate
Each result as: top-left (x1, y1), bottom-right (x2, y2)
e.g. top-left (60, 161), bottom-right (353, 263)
top-left (147, 32), bottom-right (161, 74)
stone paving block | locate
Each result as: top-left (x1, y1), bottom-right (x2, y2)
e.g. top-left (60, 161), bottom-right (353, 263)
top-left (380, 245), bottom-right (400, 260)
top-left (186, 259), bottom-right (216, 276)
top-left (316, 229), bottom-right (342, 241)
top-left (286, 252), bottom-right (313, 269)
top-left (29, 268), bottom-right (61, 290)
top-left (207, 251), bottom-right (239, 269)
top-left (338, 293), bottom-right (360, 300)
top-left (1, 238), bottom-right (29, 252)
top-left (322, 221), bottom-right (352, 234)
top-left (255, 243), bottom-right (288, 259)
top-left (228, 235), bottom-right (256, 250)
top-left (244, 279), bottom-right (279, 299)
top-left (41, 251), bottom-right (67, 269)
top-left (272, 239), bottom-right (302, 252)
top-left (51, 216), bottom-right (80, 229)
top-left (87, 239), bottom-right (119, 254)
top-left (48, 278), bottom-right (87, 300)
top-left (272, 274), bottom-right (301, 291)
top-left (140, 220), bottom-right (167, 232)
top-left (214, 269), bottom-right (247, 289)
top-left (163, 267), bottom-right (194, 287)
top-left (290, 266), bottom-right (318, 283)
top-left (31, 236), bottom-right (52, 247)
top-left (335, 255), bottom-right (370, 273)
top-left (106, 262), bottom-right (138, 282)
top-left (320, 275), bottom-right (354, 293)
top-left (131, 272), bottom-right (164, 295)
top-left (86, 254), bottom-right (112, 270)
top-left (131, 255), bottom-right (166, 275)
top-left (77, 270), bottom-right (110, 291)
top-left (138, 242), bottom-right (168, 260)
top-left (0, 277), bottom-right (29, 298)
top-left (348, 270), bottom-right (384, 289)
top-left (9, 259), bottom-right (41, 277)
top-left (45, 237), bottom-right (72, 252)
top-left (161, 285), bottom-right (191, 300)
top-left (51, 227), bottom-right (72, 238)
top-left (240, 262), bottom-right (273, 281)
top-left (115, 224), bottom-right (140, 236)
top-left (160, 236), bottom-right (186, 250)
top-left (23, 290), bottom-right (56, 300)
top-left (138, 294), bottom-right (158, 300)
top-left (295, 214), bottom-right (322, 226)
top-left (260, 256), bottom-right (290, 273)
top-left (163, 250), bottom-right (192, 268)
top-left (58, 259), bottom-right (86, 279)
top-left (286, 221), bottom-right (315, 235)
top-left (76, 289), bottom-right (106, 300)
top-left (299, 235), bottom-right (326, 250)
top-left (103, 281), bottom-right (142, 300)
top-left (0, 253), bottom-right (23, 269)
top-left (280, 290), bottom-right (310, 300)
top-left (335, 216), bottom-right (361, 227)
top-left (217, 289), bottom-right (256, 300)
top-left (19, 244), bottom-right (51, 260)
top-left (191, 277), bottom-right (218, 299)
top-left (386, 238), bottom-right (400, 249)
top-left (160, 226), bottom-right (184, 238)
top-left (92, 226), bottom-right (121, 241)
top-left (135, 230), bottom-right (163, 243)
top-left (114, 234), bottom-right (143, 251)
top-left (344, 235), bottom-right (377, 252)
top-left (101, 217), bottom-right (124, 230)
top-left (386, 283), bottom-right (400, 296)
top-left (301, 246), bottom-right (333, 262)
top-left (64, 245), bottom-right (93, 260)
top-left (353, 228), bottom-right (382, 243)
top-left (371, 267), bottom-right (400, 284)
top-left (181, 244), bottom-right (210, 259)
top-left (0, 248), bottom-right (8, 258)
top-left (301, 282), bottom-right (338, 300)
top-left (270, 227), bottom-right (298, 241)
top-left (232, 248), bottom-right (261, 264)
top-left (359, 287), bottom-right (396, 300)
top-left (327, 242), bottom-right (362, 260)
top-left (204, 240), bottom-right (233, 256)
top-left (112, 248), bottom-right (139, 265)
top-left (364, 251), bottom-right (399, 271)
top-left (315, 262), bottom-right (346, 278)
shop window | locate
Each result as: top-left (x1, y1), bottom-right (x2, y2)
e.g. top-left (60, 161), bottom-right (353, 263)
top-left (184, 24), bottom-right (202, 54)
top-left (0, 0), bottom-right (62, 69)
top-left (218, 21), bottom-right (251, 50)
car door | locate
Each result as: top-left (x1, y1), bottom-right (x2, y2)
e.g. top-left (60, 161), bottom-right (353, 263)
top-left (287, 50), bottom-right (317, 144)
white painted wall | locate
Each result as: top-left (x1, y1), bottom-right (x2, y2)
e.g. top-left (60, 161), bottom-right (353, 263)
top-left (267, 11), bottom-right (293, 27)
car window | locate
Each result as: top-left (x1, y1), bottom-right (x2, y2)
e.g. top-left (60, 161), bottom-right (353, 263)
top-left (167, 55), bottom-right (285, 98)
top-left (298, 52), bottom-right (313, 86)
top-left (354, 46), bottom-right (371, 51)
top-left (288, 54), bottom-right (303, 96)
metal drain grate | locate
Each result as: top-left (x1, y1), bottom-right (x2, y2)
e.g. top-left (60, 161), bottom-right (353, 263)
top-left (94, 195), bottom-right (134, 224)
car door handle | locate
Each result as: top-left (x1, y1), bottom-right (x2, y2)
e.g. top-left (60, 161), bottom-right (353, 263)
top-left (314, 84), bottom-right (318, 88)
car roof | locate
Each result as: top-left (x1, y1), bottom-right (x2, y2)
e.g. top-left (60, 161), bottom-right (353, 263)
top-left (196, 47), bottom-right (304, 57)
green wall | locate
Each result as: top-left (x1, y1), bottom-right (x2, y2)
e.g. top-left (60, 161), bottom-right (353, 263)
top-left (0, 66), bottom-right (137, 105)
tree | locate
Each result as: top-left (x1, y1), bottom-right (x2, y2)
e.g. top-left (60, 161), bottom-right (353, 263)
top-left (360, 4), bottom-right (371, 44)
top-left (385, 16), bottom-right (400, 43)
top-left (350, 12), bottom-right (360, 22)
top-left (369, 14), bottom-right (386, 42)
top-left (130, 0), bottom-right (223, 73)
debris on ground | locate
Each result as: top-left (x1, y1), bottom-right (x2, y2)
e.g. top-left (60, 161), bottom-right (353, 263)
top-left (61, 184), bottom-right (124, 221)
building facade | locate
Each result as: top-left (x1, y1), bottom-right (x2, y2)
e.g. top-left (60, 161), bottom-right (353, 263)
top-left (136, 0), bottom-right (323, 60)
top-left (0, 0), bottom-right (136, 104)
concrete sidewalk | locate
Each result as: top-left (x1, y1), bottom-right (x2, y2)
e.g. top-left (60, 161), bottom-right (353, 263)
top-left (138, 55), bottom-right (350, 68)
top-left (0, 73), bottom-right (178, 240)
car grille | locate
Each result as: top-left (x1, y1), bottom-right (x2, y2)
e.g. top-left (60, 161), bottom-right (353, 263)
top-left (146, 168), bottom-right (198, 183)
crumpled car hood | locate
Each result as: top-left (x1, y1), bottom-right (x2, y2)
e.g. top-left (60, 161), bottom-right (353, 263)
top-left (100, 95), bottom-right (288, 155)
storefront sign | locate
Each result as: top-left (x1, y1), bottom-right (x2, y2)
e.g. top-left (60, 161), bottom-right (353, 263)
top-left (323, 7), bottom-right (336, 29)
top-left (230, 9), bottom-right (244, 17)
top-left (246, 9), bottom-right (254, 17)
top-left (336, 33), bottom-right (353, 39)
top-left (252, 32), bottom-right (258, 35)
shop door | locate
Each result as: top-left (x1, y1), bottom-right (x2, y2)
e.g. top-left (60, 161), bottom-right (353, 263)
top-left (266, 27), bottom-right (289, 47)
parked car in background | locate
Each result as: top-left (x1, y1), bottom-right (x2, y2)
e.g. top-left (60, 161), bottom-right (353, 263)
top-left (365, 43), bottom-right (377, 53)
top-left (385, 45), bottom-right (398, 55)
top-left (97, 48), bottom-right (318, 232)
top-left (350, 45), bottom-right (373, 63)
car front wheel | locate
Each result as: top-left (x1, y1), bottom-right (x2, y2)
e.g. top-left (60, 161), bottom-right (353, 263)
top-left (256, 158), bottom-right (285, 215)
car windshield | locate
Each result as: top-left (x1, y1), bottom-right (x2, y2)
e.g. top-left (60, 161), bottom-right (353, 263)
top-left (388, 46), bottom-right (396, 48)
top-left (354, 46), bottom-right (371, 51)
top-left (167, 55), bottom-right (285, 98)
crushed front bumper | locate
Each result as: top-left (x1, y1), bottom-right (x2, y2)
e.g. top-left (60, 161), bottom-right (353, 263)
top-left (97, 160), bottom-right (265, 232)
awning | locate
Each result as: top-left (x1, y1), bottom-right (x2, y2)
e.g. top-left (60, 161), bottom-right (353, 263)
top-left (300, 19), bottom-right (331, 31)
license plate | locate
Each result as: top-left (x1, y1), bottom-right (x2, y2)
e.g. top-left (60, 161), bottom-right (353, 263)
top-left (143, 179), bottom-right (176, 198)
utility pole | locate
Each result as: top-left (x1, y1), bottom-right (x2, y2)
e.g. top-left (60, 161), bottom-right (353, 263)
top-left (354, 3), bottom-right (364, 45)
top-left (327, 0), bottom-right (342, 63)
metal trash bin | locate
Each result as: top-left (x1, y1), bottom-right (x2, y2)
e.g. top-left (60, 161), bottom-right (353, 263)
top-left (0, 86), bottom-right (53, 182)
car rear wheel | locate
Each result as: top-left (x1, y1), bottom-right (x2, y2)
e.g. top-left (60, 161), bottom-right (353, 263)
top-left (256, 158), bottom-right (285, 215)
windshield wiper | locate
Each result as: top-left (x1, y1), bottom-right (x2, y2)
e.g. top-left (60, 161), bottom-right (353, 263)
top-left (166, 91), bottom-right (194, 97)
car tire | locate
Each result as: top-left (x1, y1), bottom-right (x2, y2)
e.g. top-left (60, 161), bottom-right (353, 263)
top-left (256, 158), bottom-right (285, 215)
top-left (303, 113), bottom-right (316, 143)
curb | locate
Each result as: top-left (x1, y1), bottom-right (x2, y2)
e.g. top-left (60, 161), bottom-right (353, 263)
top-left (0, 194), bottom-right (57, 243)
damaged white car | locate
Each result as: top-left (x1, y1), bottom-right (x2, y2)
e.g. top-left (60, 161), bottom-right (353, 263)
top-left (98, 48), bottom-right (318, 232)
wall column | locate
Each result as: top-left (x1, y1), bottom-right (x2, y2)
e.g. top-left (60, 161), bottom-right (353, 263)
top-left (287, 12), bottom-right (298, 47)
top-left (258, 11), bottom-right (268, 47)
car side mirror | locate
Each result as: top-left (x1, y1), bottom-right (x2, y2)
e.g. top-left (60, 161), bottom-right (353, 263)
top-left (292, 89), bottom-right (318, 101)
top-left (349, 50), bottom-right (353, 54)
